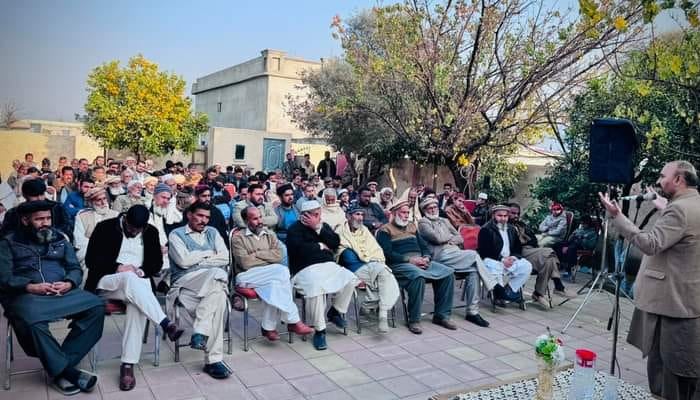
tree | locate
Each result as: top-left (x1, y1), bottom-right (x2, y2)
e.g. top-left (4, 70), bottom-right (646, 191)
top-left (1, 101), bottom-right (19, 128)
top-left (288, 0), bottom-right (643, 191)
top-left (84, 55), bottom-right (208, 161)
top-left (531, 30), bottom-right (700, 219)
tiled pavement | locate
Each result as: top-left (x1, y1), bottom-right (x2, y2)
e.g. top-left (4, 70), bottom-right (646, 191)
top-left (1, 274), bottom-right (648, 400)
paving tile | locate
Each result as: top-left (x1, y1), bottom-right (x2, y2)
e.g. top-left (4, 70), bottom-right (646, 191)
top-left (339, 348), bottom-right (383, 366)
top-left (197, 380), bottom-right (257, 400)
top-left (306, 388), bottom-right (354, 400)
top-left (495, 338), bottom-right (532, 352)
top-left (236, 366), bottom-right (285, 387)
top-left (271, 359), bottom-right (319, 380)
top-left (357, 361), bottom-right (405, 380)
top-left (307, 354), bottom-right (352, 372)
top-left (101, 388), bottom-right (156, 400)
top-left (142, 364), bottom-right (193, 386)
top-left (249, 382), bottom-right (301, 400)
top-left (445, 346), bottom-right (487, 362)
top-left (496, 353), bottom-right (536, 371)
top-left (441, 363), bottom-right (488, 383)
top-left (468, 342), bottom-right (511, 357)
top-left (288, 373), bottom-right (339, 396)
top-left (391, 356), bottom-right (433, 374)
top-left (346, 381), bottom-right (398, 400)
top-left (379, 374), bottom-right (431, 397)
top-left (419, 351), bottom-right (463, 368)
top-left (151, 380), bottom-right (203, 400)
top-left (327, 338), bottom-right (364, 353)
top-left (225, 352), bottom-right (269, 369)
top-left (370, 344), bottom-right (411, 360)
top-left (472, 357), bottom-right (517, 376)
top-left (326, 367), bottom-right (373, 387)
top-left (410, 369), bottom-right (461, 390)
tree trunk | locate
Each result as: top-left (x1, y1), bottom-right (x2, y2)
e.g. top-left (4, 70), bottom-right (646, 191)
top-left (446, 158), bottom-right (469, 197)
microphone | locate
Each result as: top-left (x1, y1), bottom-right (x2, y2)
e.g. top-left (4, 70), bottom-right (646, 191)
top-left (619, 192), bottom-right (657, 202)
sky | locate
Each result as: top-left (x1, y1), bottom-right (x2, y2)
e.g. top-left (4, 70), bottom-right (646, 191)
top-left (0, 0), bottom-right (684, 122)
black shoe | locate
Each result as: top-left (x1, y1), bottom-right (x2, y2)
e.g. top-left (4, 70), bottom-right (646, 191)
top-left (165, 323), bottom-right (185, 342)
top-left (503, 285), bottom-right (523, 302)
top-left (495, 299), bottom-right (507, 308)
top-left (156, 280), bottom-right (170, 294)
top-left (313, 330), bottom-right (327, 350)
top-left (465, 313), bottom-right (490, 327)
top-left (203, 362), bottom-right (231, 379)
top-left (76, 370), bottom-right (98, 392)
top-left (51, 377), bottom-right (80, 396)
top-left (190, 333), bottom-right (208, 351)
top-left (492, 284), bottom-right (506, 300)
top-left (326, 307), bottom-right (347, 329)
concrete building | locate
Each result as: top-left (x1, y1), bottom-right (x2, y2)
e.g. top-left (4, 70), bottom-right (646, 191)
top-left (192, 49), bottom-right (332, 171)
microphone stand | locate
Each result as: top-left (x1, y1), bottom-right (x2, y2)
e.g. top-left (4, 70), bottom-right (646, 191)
top-left (607, 197), bottom-right (643, 376)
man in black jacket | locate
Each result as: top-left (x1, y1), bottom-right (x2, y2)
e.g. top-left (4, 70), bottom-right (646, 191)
top-left (287, 200), bottom-right (358, 351)
top-left (477, 205), bottom-right (533, 304)
top-left (84, 205), bottom-right (183, 391)
top-left (0, 201), bottom-right (103, 395)
top-left (0, 178), bottom-right (73, 241)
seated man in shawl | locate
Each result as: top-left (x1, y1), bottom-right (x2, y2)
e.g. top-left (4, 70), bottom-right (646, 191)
top-left (287, 200), bottom-right (359, 351)
top-left (230, 206), bottom-right (313, 341)
top-left (167, 202), bottom-right (232, 379)
top-left (537, 202), bottom-right (568, 248)
top-left (376, 202), bottom-right (456, 334)
top-left (444, 193), bottom-right (474, 229)
top-left (417, 198), bottom-right (496, 327)
top-left (355, 186), bottom-right (388, 233)
top-left (74, 186), bottom-right (119, 266)
top-left (477, 205), bottom-right (533, 305)
top-left (336, 204), bottom-right (400, 333)
top-left (0, 200), bottom-right (104, 395)
top-left (84, 205), bottom-right (183, 391)
top-left (320, 188), bottom-right (345, 231)
top-left (508, 203), bottom-right (575, 307)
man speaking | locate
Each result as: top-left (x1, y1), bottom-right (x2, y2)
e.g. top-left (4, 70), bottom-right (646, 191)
top-left (599, 160), bottom-right (700, 400)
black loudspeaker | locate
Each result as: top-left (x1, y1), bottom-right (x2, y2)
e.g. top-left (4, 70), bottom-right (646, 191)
top-left (482, 175), bottom-right (491, 190)
top-left (589, 118), bottom-right (638, 184)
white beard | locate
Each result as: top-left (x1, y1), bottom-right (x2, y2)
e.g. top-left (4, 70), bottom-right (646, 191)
top-left (94, 205), bottom-right (111, 216)
top-left (425, 212), bottom-right (439, 221)
top-left (153, 205), bottom-right (167, 217)
top-left (394, 216), bottom-right (409, 227)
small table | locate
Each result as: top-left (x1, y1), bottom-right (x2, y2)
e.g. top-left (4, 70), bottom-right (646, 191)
top-left (435, 369), bottom-right (651, 400)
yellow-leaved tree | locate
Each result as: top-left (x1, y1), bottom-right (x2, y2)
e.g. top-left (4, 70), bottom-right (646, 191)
top-left (84, 55), bottom-right (208, 160)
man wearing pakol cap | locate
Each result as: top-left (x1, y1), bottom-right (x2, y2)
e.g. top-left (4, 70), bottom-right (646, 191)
top-left (471, 192), bottom-right (490, 226)
top-left (0, 177), bottom-right (72, 241)
top-left (105, 175), bottom-right (125, 204)
top-left (367, 181), bottom-right (380, 203)
top-left (148, 183), bottom-right (182, 270)
top-left (377, 201), bottom-right (457, 334)
top-left (537, 202), bottom-right (568, 247)
top-left (0, 200), bottom-right (104, 395)
top-left (167, 202), bottom-right (232, 379)
top-left (74, 186), bottom-right (119, 264)
top-left (231, 206), bottom-right (314, 341)
top-left (336, 204), bottom-right (400, 333)
top-left (477, 205), bottom-right (533, 304)
top-left (320, 188), bottom-right (345, 231)
top-left (84, 205), bottom-right (183, 391)
top-left (418, 197), bottom-right (496, 327)
top-left (142, 176), bottom-right (159, 207)
top-left (287, 199), bottom-right (359, 350)
top-left (112, 180), bottom-right (145, 213)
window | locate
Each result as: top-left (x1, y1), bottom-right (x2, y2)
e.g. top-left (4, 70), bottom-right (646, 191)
top-left (234, 145), bottom-right (245, 160)
top-left (217, 102), bottom-right (222, 112)
top-left (30, 123), bottom-right (41, 133)
top-left (62, 129), bottom-right (70, 136)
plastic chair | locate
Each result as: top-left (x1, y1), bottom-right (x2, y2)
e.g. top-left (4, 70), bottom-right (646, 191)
top-left (459, 225), bottom-right (480, 250)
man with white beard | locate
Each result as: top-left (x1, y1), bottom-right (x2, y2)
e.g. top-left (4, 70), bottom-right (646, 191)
top-left (377, 202), bottom-right (456, 334)
top-left (148, 183), bottom-right (182, 271)
top-left (418, 197), bottom-right (496, 327)
top-left (106, 175), bottom-right (126, 204)
top-left (74, 186), bottom-right (119, 266)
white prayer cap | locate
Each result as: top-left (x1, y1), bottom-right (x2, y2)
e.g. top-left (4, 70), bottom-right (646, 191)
top-left (478, 192), bottom-right (488, 200)
top-left (300, 200), bottom-right (322, 212)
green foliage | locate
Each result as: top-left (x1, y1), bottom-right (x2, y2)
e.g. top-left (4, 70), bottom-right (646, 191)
top-left (289, 0), bottom-right (640, 192)
top-left (475, 148), bottom-right (528, 203)
top-left (84, 55), bottom-right (208, 160)
top-left (531, 30), bottom-right (700, 217)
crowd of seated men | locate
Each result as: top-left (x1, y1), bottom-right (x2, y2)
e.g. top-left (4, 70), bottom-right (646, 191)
top-left (0, 153), bottom-right (589, 395)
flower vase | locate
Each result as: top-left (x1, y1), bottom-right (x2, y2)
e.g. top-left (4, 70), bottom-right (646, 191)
top-left (535, 359), bottom-right (555, 400)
